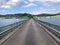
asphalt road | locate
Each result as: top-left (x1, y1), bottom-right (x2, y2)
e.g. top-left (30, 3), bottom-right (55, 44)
top-left (2, 19), bottom-right (58, 45)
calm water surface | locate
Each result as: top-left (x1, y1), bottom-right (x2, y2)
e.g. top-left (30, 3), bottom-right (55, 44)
top-left (38, 18), bottom-right (60, 26)
top-left (0, 19), bottom-right (25, 27)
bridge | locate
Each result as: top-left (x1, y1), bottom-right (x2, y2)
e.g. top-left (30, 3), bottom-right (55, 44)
top-left (0, 19), bottom-right (60, 45)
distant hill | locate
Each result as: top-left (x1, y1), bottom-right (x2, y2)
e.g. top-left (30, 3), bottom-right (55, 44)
top-left (0, 13), bottom-right (30, 17)
top-left (36, 13), bottom-right (60, 16)
top-left (54, 13), bottom-right (60, 15)
top-left (37, 14), bottom-right (56, 16)
top-left (0, 13), bottom-right (33, 19)
top-left (0, 13), bottom-right (60, 16)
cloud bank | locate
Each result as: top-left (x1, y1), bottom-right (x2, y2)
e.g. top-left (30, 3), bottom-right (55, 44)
top-left (0, 0), bottom-right (21, 8)
top-left (0, 0), bottom-right (60, 14)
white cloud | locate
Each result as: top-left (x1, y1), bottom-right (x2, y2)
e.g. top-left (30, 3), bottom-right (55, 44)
top-left (1, 0), bottom-right (60, 9)
top-left (0, 0), bottom-right (21, 8)
top-left (32, 10), bottom-right (46, 14)
top-left (29, 0), bottom-right (34, 2)
top-left (48, 0), bottom-right (60, 2)
top-left (29, 0), bottom-right (60, 3)
top-left (23, 3), bottom-right (37, 7)
top-left (6, 0), bottom-right (20, 5)
top-left (0, 10), bottom-right (5, 12)
top-left (1, 5), bottom-right (11, 8)
top-left (32, 8), bottom-right (60, 14)
top-left (24, 1), bottom-right (29, 4)
top-left (28, 0), bottom-right (60, 6)
top-left (0, 0), bottom-right (7, 3)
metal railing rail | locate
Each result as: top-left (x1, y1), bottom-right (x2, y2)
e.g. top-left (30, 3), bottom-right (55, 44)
top-left (35, 20), bottom-right (60, 39)
top-left (34, 19), bottom-right (60, 44)
top-left (0, 20), bottom-right (27, 40)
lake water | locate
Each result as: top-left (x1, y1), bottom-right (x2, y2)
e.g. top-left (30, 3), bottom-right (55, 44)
top-left (0, 19), bottom-right (25, 27)
top-left (38, 18), bottom-right (60, 27)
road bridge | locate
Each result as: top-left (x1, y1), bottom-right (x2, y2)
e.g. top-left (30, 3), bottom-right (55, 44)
top-left (0, 19), bottom-right (60, 45)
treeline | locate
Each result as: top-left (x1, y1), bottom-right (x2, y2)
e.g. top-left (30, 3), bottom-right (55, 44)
top-left (0, 13), bottom-right (60, 19)
top-left (0, 13), bottom-right (34, 19)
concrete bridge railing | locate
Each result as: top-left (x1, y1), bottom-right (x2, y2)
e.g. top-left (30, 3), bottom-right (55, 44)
top-left (0, 20), bottom-right (28, 40)
top-left (34, 19), bottom-right (60, 45)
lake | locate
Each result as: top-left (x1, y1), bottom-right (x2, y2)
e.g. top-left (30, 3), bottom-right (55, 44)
top-left (0, 19), bottom-right (25, 27)
top-left (38, 18), bottom-right (60, 27)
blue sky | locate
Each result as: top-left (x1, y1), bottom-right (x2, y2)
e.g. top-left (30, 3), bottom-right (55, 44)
top-left (0, 0), bottom-right (60, 15)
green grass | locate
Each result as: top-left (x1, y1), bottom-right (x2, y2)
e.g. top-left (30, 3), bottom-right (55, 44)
top-left (53, 15), bottom-right (60, 18)
top-left (36, 14), bottom-right (60, 18)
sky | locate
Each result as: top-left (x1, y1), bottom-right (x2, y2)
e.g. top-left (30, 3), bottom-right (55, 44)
top-left (0, 0), bottom-right (60, 15)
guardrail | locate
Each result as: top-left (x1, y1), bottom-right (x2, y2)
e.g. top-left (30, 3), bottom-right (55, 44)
top-left (38, 20), bottom-right (60, 32)
top-left (34, 19), bottom-right (60, 44)
top-left (38, 20), bottom-right (60, 39)
top-left (0, 20), bottom-right (27, 40)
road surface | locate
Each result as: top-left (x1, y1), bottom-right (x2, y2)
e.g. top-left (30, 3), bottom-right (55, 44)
top-left (2, 19), bottom-right (58, 45)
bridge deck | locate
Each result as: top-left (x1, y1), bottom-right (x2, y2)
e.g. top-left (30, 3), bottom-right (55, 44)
top-left (2, 19), bottom-right (58, 45)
